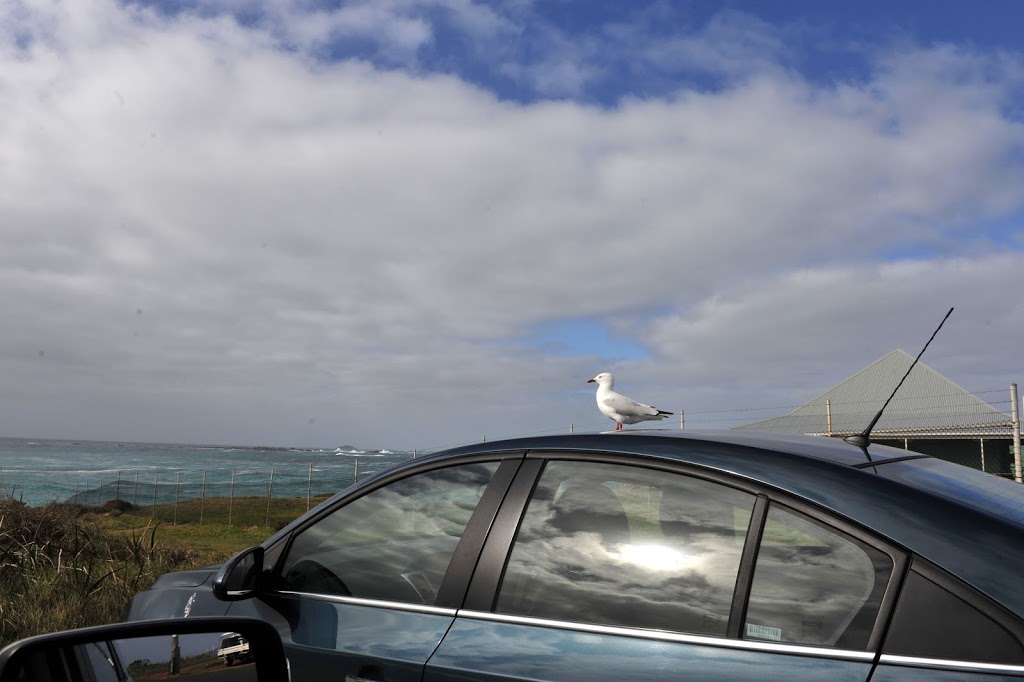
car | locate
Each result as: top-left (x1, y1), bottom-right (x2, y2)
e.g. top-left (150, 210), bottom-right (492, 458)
top-left (217, 631), bottom-right (253, 666)
top-left (124, 430), bottom-right (1024, 681)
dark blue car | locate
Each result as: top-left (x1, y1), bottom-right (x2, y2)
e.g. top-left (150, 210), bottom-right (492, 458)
top-left (125, 431), bottom-right (1024, 680)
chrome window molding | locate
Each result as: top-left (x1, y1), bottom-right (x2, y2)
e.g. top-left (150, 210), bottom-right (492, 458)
top-left (458, 610), bottom-right (875, 662)
top-left (274, 590), bottom-right (457, 616)
top-left (879, 654), bottom-right (1024, 675)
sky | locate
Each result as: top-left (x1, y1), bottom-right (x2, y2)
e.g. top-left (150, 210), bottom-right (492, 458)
top-left (2, 0), bottom-right (1023, 451)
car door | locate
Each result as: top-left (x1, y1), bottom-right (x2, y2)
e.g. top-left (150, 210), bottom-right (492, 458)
top-left (425, 454), bottom-right (900, 681)
top-left (227, 455), bottom-right (522, 682)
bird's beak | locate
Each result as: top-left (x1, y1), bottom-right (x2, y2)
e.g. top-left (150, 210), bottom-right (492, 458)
top-left (586, 378), bottom-right (596, 384)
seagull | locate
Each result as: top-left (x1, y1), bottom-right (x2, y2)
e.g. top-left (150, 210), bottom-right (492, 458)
top-left (587, 372), bottom-right (672, 430)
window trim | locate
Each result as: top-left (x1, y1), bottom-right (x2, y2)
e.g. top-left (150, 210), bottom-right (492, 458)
top-left (727, 494), bottom-right (768, 638)
top-left (275, 590), bottom-right (459, 617)
top-left (463, 459), bottom-right (544, 611)
top-left (876, 654), bottom-right (1024, 676)
top-left (457, 609), bottom-right (877, 663)
top-left (435, 457), bottom-right (524, 607)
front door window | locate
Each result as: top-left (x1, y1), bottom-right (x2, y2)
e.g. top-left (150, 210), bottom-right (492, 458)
top-left (279, 461), bottom-right (500, 605)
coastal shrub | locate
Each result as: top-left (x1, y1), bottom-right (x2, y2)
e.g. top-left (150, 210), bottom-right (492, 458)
top-left (0, 498), bottom-right (196, 648)
top-left (102, 499), bottom-right (135, 514)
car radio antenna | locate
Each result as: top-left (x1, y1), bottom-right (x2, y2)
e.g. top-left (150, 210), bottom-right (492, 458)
top-left (844, 307), bottom-right (954, 450)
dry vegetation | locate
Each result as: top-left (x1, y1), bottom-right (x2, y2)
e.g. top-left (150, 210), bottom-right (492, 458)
top-left (0, 494), bottom-right (329, 649)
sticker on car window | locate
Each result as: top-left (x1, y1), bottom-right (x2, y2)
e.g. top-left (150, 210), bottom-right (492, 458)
top-left (746, 623), bottom-right (782, 641)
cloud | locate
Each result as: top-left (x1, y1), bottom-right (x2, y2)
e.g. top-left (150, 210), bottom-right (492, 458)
top-left (626, 8), bottom-right (792, 82)
top-left (0, 0), bottom-right (1022, 448)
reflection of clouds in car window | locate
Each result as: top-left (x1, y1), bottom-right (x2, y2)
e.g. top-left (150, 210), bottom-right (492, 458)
top-left (504, 532), bottom-right (743, 632)
top-left (280, 461), bottom-right (498, 603)
top-left (745, 505), bottom-right (891, 648)
top-left (294, 462), bottom-right (498, 548)
top-left (498, 461), bottom-right (754, 636)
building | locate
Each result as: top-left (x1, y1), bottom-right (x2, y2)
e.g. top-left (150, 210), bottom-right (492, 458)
top-left (735, 349), bottom-right (1018, 476)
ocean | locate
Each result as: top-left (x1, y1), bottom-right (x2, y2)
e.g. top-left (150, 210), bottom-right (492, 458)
top-left (0, 437), bottom-right (417, 507)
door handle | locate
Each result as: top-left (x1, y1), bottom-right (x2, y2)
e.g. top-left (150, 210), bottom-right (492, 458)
top-left (346, 663), bottom-right (385, 681)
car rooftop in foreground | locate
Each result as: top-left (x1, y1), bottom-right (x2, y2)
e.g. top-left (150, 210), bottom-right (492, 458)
top-left (126, 429), bottom-right (1024, 681)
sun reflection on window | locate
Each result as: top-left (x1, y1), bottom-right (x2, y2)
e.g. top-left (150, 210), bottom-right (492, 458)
top-left (617, 543), bottom-right (699, 572)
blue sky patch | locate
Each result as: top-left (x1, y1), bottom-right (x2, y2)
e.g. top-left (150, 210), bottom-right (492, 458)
top-left (530, 319), bottom-right (649, 361)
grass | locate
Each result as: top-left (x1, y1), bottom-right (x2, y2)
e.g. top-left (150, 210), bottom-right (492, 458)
top-left (98, 494), bottom-right (332, 565)
top-left (0, 494), bottom-right (330, 649)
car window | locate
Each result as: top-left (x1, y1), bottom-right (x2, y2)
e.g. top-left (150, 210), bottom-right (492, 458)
top-left (278, 461), bottom-right (499, 604)
top-left (495, 460), bottom-right (755, 635)
top-left (883, 569), bottom-right (1024, 664)
top-left (744, 504), bottom-right (893, 649)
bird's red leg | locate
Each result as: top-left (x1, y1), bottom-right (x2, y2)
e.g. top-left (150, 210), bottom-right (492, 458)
top-left (616, 422), bottom-right (623, 431)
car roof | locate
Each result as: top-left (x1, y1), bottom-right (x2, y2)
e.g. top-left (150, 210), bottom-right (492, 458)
top-left (437, 428), bottom-right (916, 466)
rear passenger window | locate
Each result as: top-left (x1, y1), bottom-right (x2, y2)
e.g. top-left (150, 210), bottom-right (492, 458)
top-left (744, 504), bottom-right (892, 649)
top-left (495, 461), bottom-right (755, 635)
top-left (884, 569), bottom-right (1024, 664)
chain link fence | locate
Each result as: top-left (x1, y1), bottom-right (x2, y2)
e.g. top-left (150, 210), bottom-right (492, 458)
top-left (725, 384), bottom-right (1022, 481)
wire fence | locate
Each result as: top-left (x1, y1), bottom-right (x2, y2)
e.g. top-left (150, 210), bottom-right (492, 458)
top-left (0, 458), bottom-right (408, 527)
top-left (694, 383), bottom-right (1022, 480)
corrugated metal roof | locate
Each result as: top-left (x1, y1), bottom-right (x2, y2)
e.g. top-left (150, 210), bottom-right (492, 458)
top-left (735, 349), bottom-right (1012, 436)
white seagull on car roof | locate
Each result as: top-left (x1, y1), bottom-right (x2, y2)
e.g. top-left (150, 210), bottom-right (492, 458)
top-left (587, 372), bottom-right (672, 431)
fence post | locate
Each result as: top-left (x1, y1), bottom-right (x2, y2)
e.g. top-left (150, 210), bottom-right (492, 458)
top-left (115, 471), bottom-right (121, 502)
top-left (200, 471), bottom-right (207, 525)
top-left (229, 469), bottom-right (235, 527)
top-left (152, 474), bottom-right (158, 519)
top-left (307, 463), bottom-right (312, 511)
top-left (169, 633), bottom-right (180, 676)
top-left (265, 467), bottom-right (275, 527)
top-left (1012, 383), bottom-right (1021, 483)
top-left (173, 472), bottom-right (180, 525)
top-left (133, 473), bottom-right (139, 507)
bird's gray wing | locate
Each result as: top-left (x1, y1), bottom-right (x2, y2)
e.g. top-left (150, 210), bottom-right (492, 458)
top-left (603, 392), bottom-right (659, 417)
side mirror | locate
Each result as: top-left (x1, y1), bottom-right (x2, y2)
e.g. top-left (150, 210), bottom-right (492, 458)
top-left (0, 616), bottom-right (289, 682)
top-left (213, 545), bottom-right (265, 601)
